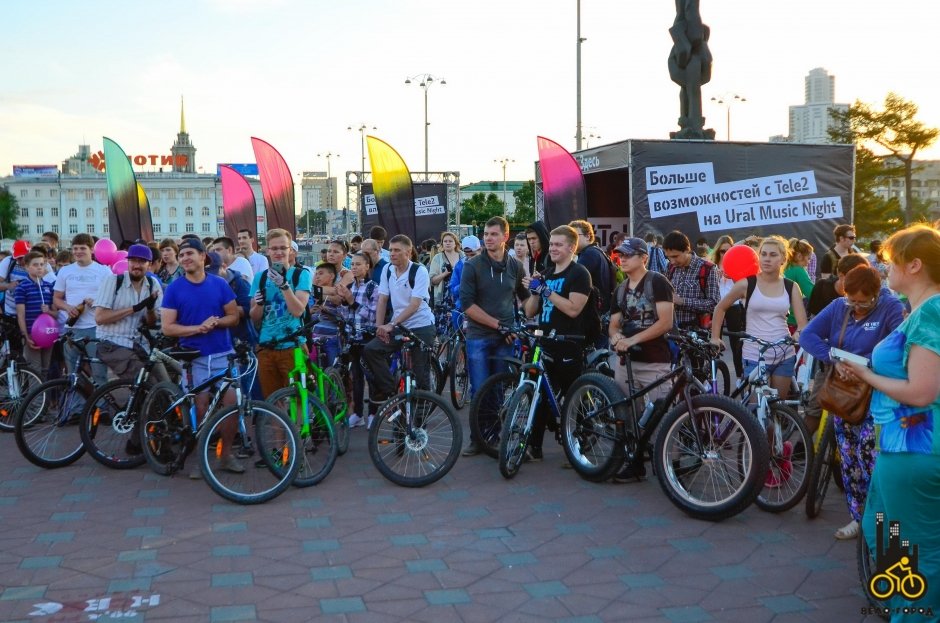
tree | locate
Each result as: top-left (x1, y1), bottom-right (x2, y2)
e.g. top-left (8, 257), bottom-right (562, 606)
top-left (0, 187), bottom-right (23, 242)
top-left (298, 209), bottom-right (328, 236)
top-left (459, 192), bottom-right (505, 229)
top-left (830, 93), bottom-right (939, 225)
top-left (511, 180), bottom-right (536, 225)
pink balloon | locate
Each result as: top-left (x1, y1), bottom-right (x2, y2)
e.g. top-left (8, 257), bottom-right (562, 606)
top-left (30, 314), bottom-right (60, 349)
top-left (111, 259), bottom-right (129, 275)
top-left (113, 250), bottom-right (128, 263)
top-left (94, 238), bottom-right (118, 265)
top-left (723, 245), bottom-right (760, 282)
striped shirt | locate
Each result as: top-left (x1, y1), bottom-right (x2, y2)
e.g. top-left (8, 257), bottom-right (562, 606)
top-left (14, 278), bottom-right (55, 333)
top-left (93, 273), bottom-right (163, 348)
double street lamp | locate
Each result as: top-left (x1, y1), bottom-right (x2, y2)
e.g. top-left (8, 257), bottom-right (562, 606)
top-left (347, 123), bottom-right (376, 234)
top-left (317, 152), bottom-right (339, 235)
top-left (494, 158), bottom-right (515, 216)
top-left (404, 74), bottom-right (446, 180)
top-left (710, 93), bottom-right (747, 141)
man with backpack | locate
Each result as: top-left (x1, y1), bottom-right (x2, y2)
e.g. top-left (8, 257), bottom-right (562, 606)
top-left (94, 244), bottom-right (161, 381)
top-left (0, 240), bottom-right (36, 319)
top-left (570, 219), bottom-right (616, 347)
top-left (662, 230), bottom-right (720, 330)
top-left (460, 217), bottom-right (530, 457)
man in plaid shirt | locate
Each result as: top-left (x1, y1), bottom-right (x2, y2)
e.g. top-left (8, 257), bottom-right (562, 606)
top-left (662, 231), bottom-right (720, 328)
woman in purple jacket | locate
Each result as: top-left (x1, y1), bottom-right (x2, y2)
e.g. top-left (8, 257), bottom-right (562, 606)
top-left (801, 265), bottom-right (904, 539)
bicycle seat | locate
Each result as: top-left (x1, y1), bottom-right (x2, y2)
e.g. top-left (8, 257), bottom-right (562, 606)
top-left (163, 347), bottom-right (202, 362)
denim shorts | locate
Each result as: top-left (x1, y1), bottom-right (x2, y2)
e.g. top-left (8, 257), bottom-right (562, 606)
top-left (743, 355), bottom-right (796, 380)
top-left (189, 351), bottom-right (234, 391)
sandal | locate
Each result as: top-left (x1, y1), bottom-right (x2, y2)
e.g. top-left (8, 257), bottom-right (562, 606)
top-left (835, 519), bottom-right (859, 540)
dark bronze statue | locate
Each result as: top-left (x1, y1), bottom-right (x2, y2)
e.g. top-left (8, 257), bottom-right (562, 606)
top-left (668, 0), bottom-right (715, 140)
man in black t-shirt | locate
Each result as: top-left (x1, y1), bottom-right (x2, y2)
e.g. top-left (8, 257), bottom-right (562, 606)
top-left (522, 225), bottom-right (593, 462)
top-left (818, 223), bottom-right (857, 280)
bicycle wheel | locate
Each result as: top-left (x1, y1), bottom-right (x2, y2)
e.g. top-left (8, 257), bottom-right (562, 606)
top-left (322, 368), bottom-right (350, 456)
top-left (200, 402), bottom-right (300, 504)
top-left (448, 338), bottom-right (469, 410)
top-left (0, 363), bottom-right (44, 432)
top-left (139, 381), bottom-right (191, 476)
top-left (467, 371), bottom-right (516, 459)
top-left (755, 403), bottom-right (813, 513)
top-left (805, 417), bottom-right (836, 519)
top-left (368, 390), bottom-right (461, 487)
top-left (857, 523), bottom-right (890, 620)
top-left (14, 378), bottom-right (89, 469)
top-left (498, 385), bottom-right (535, 480)
top-left (654, 394), bottom-right (769, 521)
top-left (268, 386), bottom-right (337, 487)
top-left (80, 379), bottom-right (150, 470)
top-left (561, 373), bottom-right (627, 483)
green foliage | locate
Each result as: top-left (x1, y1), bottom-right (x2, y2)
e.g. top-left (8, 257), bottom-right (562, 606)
top-left (830, 93), bottom-right (939, 226)
top-left (459, 192), bottom-right (506, 227)
top-left (0, 188), bottom-right (23, 241)
top-left (298, 209), bottom-right (328, 235)
top-left (511, 181), bottom-right (535, 225)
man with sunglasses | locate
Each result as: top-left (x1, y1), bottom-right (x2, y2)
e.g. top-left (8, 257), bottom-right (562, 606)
top-left (818, 224), bottom-right (857, 280)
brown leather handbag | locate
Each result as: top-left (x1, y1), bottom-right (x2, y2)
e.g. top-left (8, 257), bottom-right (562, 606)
top-left (817, 308), bottom-right (873, 425)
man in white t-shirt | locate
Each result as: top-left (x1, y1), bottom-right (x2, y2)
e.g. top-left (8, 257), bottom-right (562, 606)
top-left (236, 228), bottom-right (269, 277)
top-left (211, 236), bottom-right (253, 282)
top-left (53, 234), bottom-right (112, 385)
top-left (362, 235), bottom-right (435, 401)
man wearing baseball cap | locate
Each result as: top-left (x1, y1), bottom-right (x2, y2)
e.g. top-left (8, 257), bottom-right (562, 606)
top-left (0, 240), bottom-right (33, 318)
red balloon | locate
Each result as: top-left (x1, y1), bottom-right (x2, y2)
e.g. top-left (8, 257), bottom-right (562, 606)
top-left (722, 245), bottom-right (759, 281)
top-left (30, 314), bottom-right (61, 349)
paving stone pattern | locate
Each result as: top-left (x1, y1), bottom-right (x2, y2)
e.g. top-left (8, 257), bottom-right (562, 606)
top-left (0, 415), bottom-right (882, 622)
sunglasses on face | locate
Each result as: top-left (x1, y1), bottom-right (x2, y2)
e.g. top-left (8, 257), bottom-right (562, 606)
top-left (845, 296), bottom-right (877, 310)
top-left (845, 235), bottom-right (857, 241)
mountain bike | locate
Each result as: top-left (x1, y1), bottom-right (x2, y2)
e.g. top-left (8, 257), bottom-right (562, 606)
top-left (726, 331), bottom-right (813, 513)
top-left (0, 315), bottom-right (44, 432)
top-left (561, 330), bottom-right (769, 521)
top-left (368, 325), bottom-right (461, 487)
top-left (13, 334), bottom-right (99, 468)
top-left (139, 344), bottom-right (300, 504)
top-left (433, 302), bottom-right (470, 409)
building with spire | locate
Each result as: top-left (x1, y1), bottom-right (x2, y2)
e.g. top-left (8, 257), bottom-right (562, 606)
top-left (171, 96), bottom-right (196, 173)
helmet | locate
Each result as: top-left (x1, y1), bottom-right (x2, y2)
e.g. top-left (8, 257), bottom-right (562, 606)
top-left (11, 240), bottom-right (30, 259)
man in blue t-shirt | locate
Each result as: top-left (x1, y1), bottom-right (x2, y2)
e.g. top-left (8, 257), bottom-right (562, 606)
top-left (161, 238), bottom-right (242, 477)
top-left (249, 229), bottom-right (311, 397)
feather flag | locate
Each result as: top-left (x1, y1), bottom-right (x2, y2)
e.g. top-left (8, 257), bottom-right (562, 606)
top-left (366, 136), bottom-right (416, 243)
top-left (537, 136), bottom-right (587, 229)
top-left (251, 137), bottom-right (295, 236)
top-left (220, 165), bottom-right (258, 242)
top-left (136, 183), bottom-right (154, 242)
top-left (103, 137), bottom-right (143, 244)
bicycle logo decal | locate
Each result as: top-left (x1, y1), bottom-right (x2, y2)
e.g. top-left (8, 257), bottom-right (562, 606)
top-left (870, 512), bottom-right (928, 601)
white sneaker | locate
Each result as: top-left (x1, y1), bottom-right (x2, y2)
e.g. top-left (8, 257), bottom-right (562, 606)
top-left (367, 415), bottom-right (374, 429)
top-left (835, 519), bottom-right (859, 540)
top-left (348, 414), bottom-right (364, 428)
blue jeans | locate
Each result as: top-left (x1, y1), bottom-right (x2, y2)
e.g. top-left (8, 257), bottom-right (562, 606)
top-left (64, 327), bottom-right (108, 387)
top-left (312, 325), bottom-right (340, 368)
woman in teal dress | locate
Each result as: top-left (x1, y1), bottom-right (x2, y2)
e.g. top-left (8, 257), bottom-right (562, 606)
top-left (838, 224), bottom-right (940, 620)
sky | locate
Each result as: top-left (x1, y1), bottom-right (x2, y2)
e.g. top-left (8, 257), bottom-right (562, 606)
top-left (3, 0), bottom-right (940, 209)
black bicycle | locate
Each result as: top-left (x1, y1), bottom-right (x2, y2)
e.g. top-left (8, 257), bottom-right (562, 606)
top-left (561, 330), bottom-right (770, 521)
top-left (0, 315), bottom-right (44, 432)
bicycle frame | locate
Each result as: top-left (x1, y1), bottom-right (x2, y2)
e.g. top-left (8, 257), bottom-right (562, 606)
top-left (514, 342), bottom-right (563, 436)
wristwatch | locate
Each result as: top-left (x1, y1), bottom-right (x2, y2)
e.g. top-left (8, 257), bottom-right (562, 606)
top-left (278, 283), bottom-right (290, 291)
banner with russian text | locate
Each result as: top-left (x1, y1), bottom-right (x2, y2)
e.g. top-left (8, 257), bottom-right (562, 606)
top-left (366, 136), bottom-right (417, 243)
top-left (251, 137), bottom-right (295, 236)
top-left (220, 165), bottom-right (258, 242)
top-left (103, 137), bottom-right (144, 244)
top-left (359, 182), bottom-right (447, 245)
top-left (629, 140), bottom-right (854, 256)
top-left (536, 136), bottom-right (587, 229)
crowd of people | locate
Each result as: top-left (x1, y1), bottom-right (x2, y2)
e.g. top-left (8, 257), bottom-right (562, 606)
top-left (2, 217), bottom-right (939, 615)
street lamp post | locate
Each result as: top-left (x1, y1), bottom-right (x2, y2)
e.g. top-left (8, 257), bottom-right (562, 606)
top-left (709, 93), bottom-right (746, 141)
top-left (347, 123), bottom-right (376, 234)
top-left (316, 152), bottom-right (339, 235)
top-left (576, 0), bottom-right (586, 151)
top-left (405, 74), bottom-right (446, 180)
top-left (494, 158), bottom-right (514, 216)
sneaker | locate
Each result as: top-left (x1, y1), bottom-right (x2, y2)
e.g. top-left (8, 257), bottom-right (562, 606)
top-left (188, 464), bottom-right (202, 480)
top-left (461, 441), bottom-right (482, 457)
top-left (835, 519), bottom-right (859, 540)
top-left (124, 438), bottom-right (143, 457)
top-left (524, 447), bottom-right (543, 462)
top-left (367, 415), bottom-right (374, 429)
top-left (612, 461), bottom-right (646, 483)
top-left (765, 441), bottom-right (794, 488)
top-left (561, 459), bottom-right (573, 469)
top-left (220, 455), bottom-right (245, 474)
top-left (348, 414), bottom-right (364, 428)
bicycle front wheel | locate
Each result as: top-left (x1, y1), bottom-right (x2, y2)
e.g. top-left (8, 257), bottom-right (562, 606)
top-left (561, 373), bottom-right (627, 483)
top-left (654, 394), bottom-right (769, 521)
top-left (805, 417), bottom-right (836, 519)
top-left (81, 379), bottom-right (149, 469)
top-left (268, 386), bottom-right (337, 487)
top-left (14, 378), bottom-right (89, 469)
top-left (368, 390), bottom-right (461, 487)
top-left (448, 338), bottom-right (469, 410)
top-left (323, 368), bottom-right (350, 456)
top-left (755, 403), bottom-right (813, 513)
top-left (139, 382), bottom-right (191, 476)
top-left (0, 363), bottom-right (44, 432)
top-left (467, 371), bottom-right (516, 459)
top-left (200, 402), bottom-right (300, 505)
top-left (498, 385), bottom-right (535, 480)
top-left (857, 523), bottom-right (890, 619)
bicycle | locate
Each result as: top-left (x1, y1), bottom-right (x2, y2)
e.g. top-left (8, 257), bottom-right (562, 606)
top-left (367, 325), bottom-right (461, 487)
top-left (139, 344), bottom-right (301, 504)
top-left (262, 323), bottom-right (338, 487)
top-left (13, 334), bottom-right (100, 468)
top-left (78, 327), bottom-right (184, 470)
top-left (0, 315), bottom-right (44, 432)
top-left (561, 330), bottom-right (769, 521)
top-left (726, 331), bottom-right (814, 513)
top-left (432, 301), bottom-right (470, 410)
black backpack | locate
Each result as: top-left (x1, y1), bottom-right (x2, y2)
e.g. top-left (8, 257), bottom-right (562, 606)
top-left (743, 275), bottom-right (796, 315)
top-left (384, 262), bottom-right (422, 321)
top-left (259, 267), bottom-right (312, 327)
top-left (0, 257), bottom-right (19, 310)
top-left (112, 273), bottom-right (160, 301)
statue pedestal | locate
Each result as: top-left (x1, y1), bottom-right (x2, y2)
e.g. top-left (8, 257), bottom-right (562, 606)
top-left (670, 128), bottom-right (716, 140)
